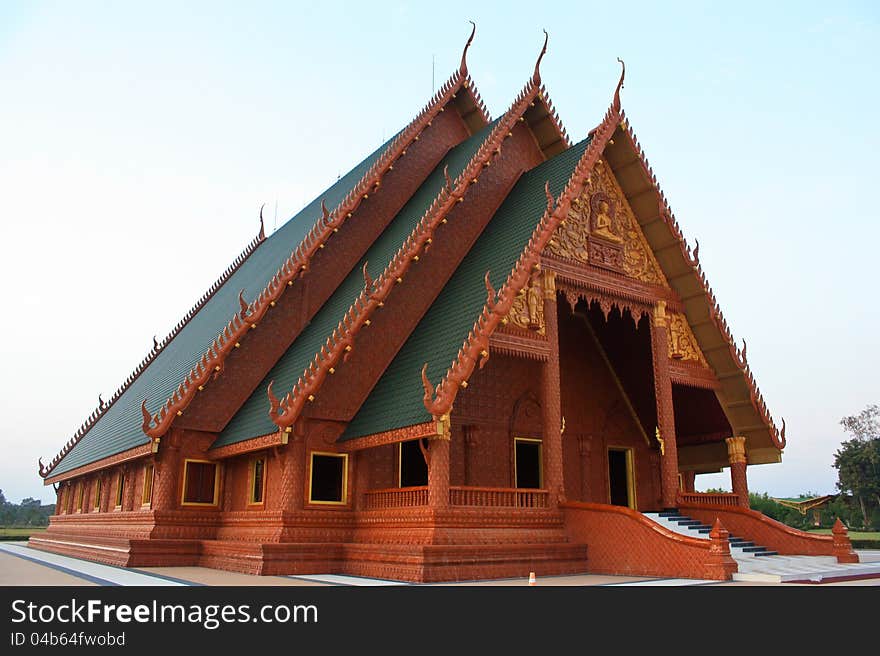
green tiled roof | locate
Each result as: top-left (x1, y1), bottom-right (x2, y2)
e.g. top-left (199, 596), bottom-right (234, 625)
top-left (50, 137), bottom-right (395, 476)
top-left (341, 136), bottom-right (591, 441)
top-left (217, 122), bottom-right (499, 447)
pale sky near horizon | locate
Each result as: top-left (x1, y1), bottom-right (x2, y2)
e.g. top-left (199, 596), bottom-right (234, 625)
top-left (1, 1), bottom-right (878, 504)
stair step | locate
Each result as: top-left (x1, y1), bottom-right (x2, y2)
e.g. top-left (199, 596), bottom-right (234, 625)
top-left (742, 546), bottom-right (770, 553)
top-left (658, 511), bottom-right (683, 518)
top-left (676, 520), bottom-right (703, 526)
top-left (730, 541), bottom-right (754, 548)
top-left (753, 551), bottom-right (779, 557)
top-left (686, 525), bottom-right (712, 532)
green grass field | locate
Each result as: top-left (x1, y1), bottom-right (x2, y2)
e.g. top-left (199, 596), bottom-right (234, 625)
top-left (0, 526), bottom-right (47, 540)
top-left (808, 529), bottom-right (880, 540)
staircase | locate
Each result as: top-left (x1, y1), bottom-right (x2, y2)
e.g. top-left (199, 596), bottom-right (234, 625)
top-left (644, 511), bottom-right (880, 583)
top-left (646, 511), bottom-right (778, 557)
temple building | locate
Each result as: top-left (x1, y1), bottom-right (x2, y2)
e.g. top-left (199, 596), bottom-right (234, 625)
top-left (34, 28), bottom-right (859, 582)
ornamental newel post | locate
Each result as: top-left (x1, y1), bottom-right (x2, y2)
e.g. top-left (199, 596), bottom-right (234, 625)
top-left (650, 300), bottom-right (680, 510)
top-left (832, 518), bottom-right (860, 563)
top-left (427, 415), bottom-right (451, 509)
top-left (725, 436), bottom-right (749, 508)
top-left (540, 270), bottom-right (565, 505)
top-left (706, 518), bottom-right (737, 580)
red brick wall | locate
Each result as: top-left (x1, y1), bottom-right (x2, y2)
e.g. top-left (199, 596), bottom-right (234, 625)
top-left (562, 501), bottom-right (736, 580)
top-left (453, 354), bottom-right (542, 488)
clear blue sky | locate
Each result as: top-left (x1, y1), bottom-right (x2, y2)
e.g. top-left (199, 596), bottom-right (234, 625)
top-left (1, 1), bottom-right (877, 503)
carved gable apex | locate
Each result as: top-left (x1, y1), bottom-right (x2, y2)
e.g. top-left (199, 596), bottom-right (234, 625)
top-left (546, 160), bottom-right (668, 287)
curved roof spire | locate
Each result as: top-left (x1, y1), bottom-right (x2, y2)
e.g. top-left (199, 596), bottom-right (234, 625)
top-left (532, 29), bottom-right (549, 85)
top-left (459, 21), bottom-right (476, 75)
top-left (613, 57), bottom-right (626, 113)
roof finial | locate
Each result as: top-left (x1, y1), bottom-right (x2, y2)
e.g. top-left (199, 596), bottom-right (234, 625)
top-left (259, 203), bottom-right (266, 240)
top-left (460, 21), bottom-right (476, 75)
top-left (613, 57), bottom-right (626, 113)
top-left (533, 29), bottom-right (549, 85)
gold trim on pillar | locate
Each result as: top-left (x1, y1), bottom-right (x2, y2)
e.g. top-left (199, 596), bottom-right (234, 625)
top-left (725, 436), bottom-right (747, 464)
top-left (542, 270), bottom-right (557, 300)
top-left (652, 300), bottom-right (668, 328)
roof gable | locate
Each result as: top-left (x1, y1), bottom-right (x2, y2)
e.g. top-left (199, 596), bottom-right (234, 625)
top-left (42, 42), bottom-right (490, 479)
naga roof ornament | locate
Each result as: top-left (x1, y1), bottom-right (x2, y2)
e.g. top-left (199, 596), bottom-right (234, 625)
top-left (419, 62), bottom-right (628, 421)
top-left (266, 62), bottom-right (554, 433)
top-left (133, 26), bottom-right (491, 445)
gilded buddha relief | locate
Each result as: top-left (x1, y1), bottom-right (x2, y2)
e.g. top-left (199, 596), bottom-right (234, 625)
top-left (589, 193), bottom-right (622, 243)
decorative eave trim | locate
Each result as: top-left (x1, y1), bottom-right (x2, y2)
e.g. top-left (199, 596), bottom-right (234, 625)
top-left (207, 431), bottom-right (288, 460)
top-left (135, 33), bottom-right (491, 444)
top-left (489, 331), bottom-right (550, 360)
top-left (419, 63), bottom-right (627, 419)
top-left (669, 361), bottom-right (720, 390)
top-left (266, 64), bottom-right (551, 431)
top-left (338, 422), bottom-right (436, 452)
top-left (544, 255), bottom-right (682, 310)
top-left (616, 114), bottom-right (785, 450)
top-left (44, 441), bottom-right (157, 485)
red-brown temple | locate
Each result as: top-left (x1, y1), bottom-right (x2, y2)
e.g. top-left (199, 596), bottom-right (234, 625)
top-left (34, 28), bottom-right (858, 582)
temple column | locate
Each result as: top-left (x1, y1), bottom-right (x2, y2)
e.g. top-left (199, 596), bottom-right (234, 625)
top-left (122, 464), bottom-right (136, 512)
top-left (152, 445), bottom-right (180, 512)
top-left (100, 471), bottom-right (112, 512)
top-left (725, 436), bottom-right (749, 508)
top-left (650, 300), bottom-right (680, 510)
top-left (279, 433), bottom-right (306, 512)
top-left (577, 435), bottom-right (591, 501)
top-left (427, 421), bottom-right (450, 509)
top-left (681, 471), bottom-right (696, 494)
top-left (540, 270), bottom-right (565, 505)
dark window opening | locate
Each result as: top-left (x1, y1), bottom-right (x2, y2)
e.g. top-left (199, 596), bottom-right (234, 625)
top-left (309, 453), bottom-right (347, 504)
top-left (399, 440), bottom-right (428, 487)
top-left (515, 439), bottom-right (542, 489)
top-left (251, 458), bottom-right (265, 503)
top-left (608, 449), bottom-right (630, 507)
top-left (115, 473), bottom-right (125, 507)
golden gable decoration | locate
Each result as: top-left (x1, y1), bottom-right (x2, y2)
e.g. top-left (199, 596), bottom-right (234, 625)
top-left (667, 311), bottom-right (709, 366)
top-left (505, 272), bottom-right (545, 334)
top-left (546, 161), bottom-right (667, 287)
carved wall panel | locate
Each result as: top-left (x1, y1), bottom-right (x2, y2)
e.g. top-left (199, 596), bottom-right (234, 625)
top-left (546, 160), bottom-right (668, 287)
top-left (667, 311), bottom-right (709, 366)
top-left (505, 272), bottom-right (545, 335)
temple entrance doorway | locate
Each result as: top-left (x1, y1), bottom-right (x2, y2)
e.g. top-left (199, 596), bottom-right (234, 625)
top-left (607, 447), bottom-right (635, 508)
top-left (399, 439), bottom-right (428, 487)
top-left (514, 437), bottom-right (543, 489)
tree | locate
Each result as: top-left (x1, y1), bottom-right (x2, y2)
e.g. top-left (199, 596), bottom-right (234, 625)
top-left (833, 404), bottom-right (880, 529)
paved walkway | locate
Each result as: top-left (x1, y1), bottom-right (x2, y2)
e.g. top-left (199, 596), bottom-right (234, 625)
top-left (1, 541), bottom-right (878, 586)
